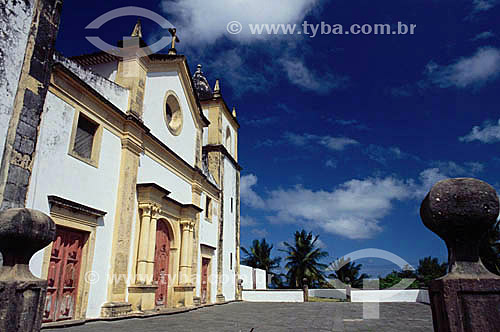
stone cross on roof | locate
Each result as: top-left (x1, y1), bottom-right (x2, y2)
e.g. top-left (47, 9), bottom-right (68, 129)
top-left (168, 28), bottom-right (180, 55)
top-left (131, 19), bottom-right (142, 38)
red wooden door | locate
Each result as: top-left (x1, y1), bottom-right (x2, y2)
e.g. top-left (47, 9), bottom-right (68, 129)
top-left (154, 220), bottom-right (170, 307)
top-left (201, 258), bottom-right (210, 303)
top-left (43, 227), bottom-right (86, 322)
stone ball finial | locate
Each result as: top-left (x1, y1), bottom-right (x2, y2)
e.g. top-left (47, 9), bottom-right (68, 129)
top-left (420, 178), bottom-right (499, 276)
top-left (0, 208), bottom-right (56, 267)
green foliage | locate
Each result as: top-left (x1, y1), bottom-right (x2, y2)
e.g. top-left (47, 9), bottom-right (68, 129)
top-left (280, 230), bottom-right (329, 288)
top-left (241, 238), bottom-right (282, 287)
top-left (328, 257), bottom-right (370, 288)
top-left (480, 221), bottom-right (500, 276)
top-left (416, 256), bottom-right (447, 288)
top-left (379, 266), bottom-right (419, 290)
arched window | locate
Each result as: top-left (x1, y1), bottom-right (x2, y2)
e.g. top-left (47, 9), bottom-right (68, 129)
top-left (225, 127), bottom-right (232, 154)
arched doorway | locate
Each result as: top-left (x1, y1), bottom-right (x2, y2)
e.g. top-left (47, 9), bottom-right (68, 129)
top-left (153, 220), bottom-right (171, 307)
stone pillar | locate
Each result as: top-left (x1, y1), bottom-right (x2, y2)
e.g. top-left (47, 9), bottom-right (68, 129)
top-left (174, 220), bottom-right (195, 307)
top-left (420, 178), bottom-right (500, 332)
top-left (136, 204), bottom-right (151, 283)
top-left (0, 208), bottom-right (56, 332)
top-left (302, 278), bottom-right (309, 302)
top-left (179, 220), bottom-right (193, 284)
top-left (146, 205), bottom-right (160, 283)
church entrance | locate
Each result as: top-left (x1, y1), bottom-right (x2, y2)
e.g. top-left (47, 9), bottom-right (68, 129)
top-left (201, 258), bottom-right (210, 304)
top-left (153, 220), bottom-right (171, 307)
top-left (43, 226), bottom-right (87, 322)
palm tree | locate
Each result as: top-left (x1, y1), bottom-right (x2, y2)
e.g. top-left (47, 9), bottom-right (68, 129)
top-left (280, 230), bottom-right (328, 288)
top-left (480, 221), bottom-right (500, 276)
top-left (328, 257), bottom-right (370, 288)
top-left (241, 239), bottom-right (281, 286)
top-left (416, 256), bottom-right (447, 288)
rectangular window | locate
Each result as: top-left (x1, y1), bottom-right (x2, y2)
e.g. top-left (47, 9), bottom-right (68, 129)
top-left (205, 197), bottom-right (212, 219)
top-left (69, 111), bottom-right (102, 167)
top-left (230, 253), bottom-right (233, 270)
top-left (74, 114), bottom-right (98, 159)
top-left (231, 198), bottom-right (233, 213)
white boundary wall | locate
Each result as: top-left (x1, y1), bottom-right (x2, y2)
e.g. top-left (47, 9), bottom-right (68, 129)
top-left (308, 289), bottom-right (430, 304)
top-left (309, 288), bottom-right (347, 300)
top-left (242, 290), bottom-right (304, 302)
top-left (351, 289), bottom-right (430, 303)
top-left (240, 265), bottom-right (267, 289)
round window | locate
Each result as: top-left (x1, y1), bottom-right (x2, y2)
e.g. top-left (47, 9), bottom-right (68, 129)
top-left (164, 93), bottom-right (183, 136)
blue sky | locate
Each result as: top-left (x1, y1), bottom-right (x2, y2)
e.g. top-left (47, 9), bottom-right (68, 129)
top-left (56, 0), bottom-right (500, 276)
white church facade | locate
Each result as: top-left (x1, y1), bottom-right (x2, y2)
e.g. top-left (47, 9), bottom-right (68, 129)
top-left (20, 23), bottom-right (241, 322)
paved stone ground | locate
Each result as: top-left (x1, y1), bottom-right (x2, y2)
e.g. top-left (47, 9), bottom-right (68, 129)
top-left (44, 302), bottom-right (433, 332)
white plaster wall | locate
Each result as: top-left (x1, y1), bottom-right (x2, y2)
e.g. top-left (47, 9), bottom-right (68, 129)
top-left (87, 61), bottom-right (118, 82)
top-left (308, 289), bottom-right (347, 300)
top-left (56, 56), bottom-right (129, 113)
top-left (137, 154), bottom-right (192, 204)
top-left (240, 265), bottom-right (267, 290)
top-left (143, 72), bottom-right (198, 167)
top-left (255, 269), bottom-right (267, 289)
top-left (26, 92), bottom-right (122, 318)
top-left (0, 1), bottom-right (35, 165)
top-left (240, 265), bottom-right (253, 290)
top-left (350, 289), bottom-right (428, 303)
top-left (242, 290), bottom-right (304, 302)
top-left (199, 193), bottom-right (218, 248)
top-left (222, 158), bottom-right (237, 300)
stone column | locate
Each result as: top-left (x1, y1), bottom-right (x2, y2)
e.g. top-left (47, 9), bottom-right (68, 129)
top-left (174, 220), bottom-right (195, 307)
top-left (0, 208), bottom-right (56, 332)
top-left (420, 178), bottom-right (500, 332)
top-left (146, 205), bottom-right (161, 283)
top-left (179, 220), bottom-right (193, 284)
top-left (302, 278), bottom-right (309, 302)
top-left (136, 204), bottom-right (151, 284)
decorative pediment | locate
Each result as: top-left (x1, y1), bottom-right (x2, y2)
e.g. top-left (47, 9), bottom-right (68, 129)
top-left (136, 183), bottom-right (202, 221)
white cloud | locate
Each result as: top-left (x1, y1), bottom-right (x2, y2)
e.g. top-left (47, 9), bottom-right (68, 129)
top-left (284, 132), bottom-right (359, 151)
top-left (163, 0), bottom-right (319, 45)
top-left (364, 145), bottom-right (419, 165)
top-left (319, 137), bottom-right (359, 151)
top-left (472, 31), bottom-right (495, 41)
top-left (412, 168), bottom-right (449, 198)
top-left (325, 159), bottom-right (338, 169)
top-left (243, 166), bottom-right (480, 240)
top-left (204, 48), bottom-right (274, 96)
top-left (426, 47), bottom-right (500, 88)
top-left (430, 161), bottom-right (484, 176)
top-left (241, 174), bottom-right (266, 209)
top-left (241, 215), bottom-right (259, 227)
top-left (251, 228), bottom-right (269, 238)
top-left (473, 0), bottom-right (499, 11)
top-left (460, 119), bottom-right (500, 143)
top-left (265, 178), bottom-right (410, 239)
top-left (280, 59), bottom-right (349, 94)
